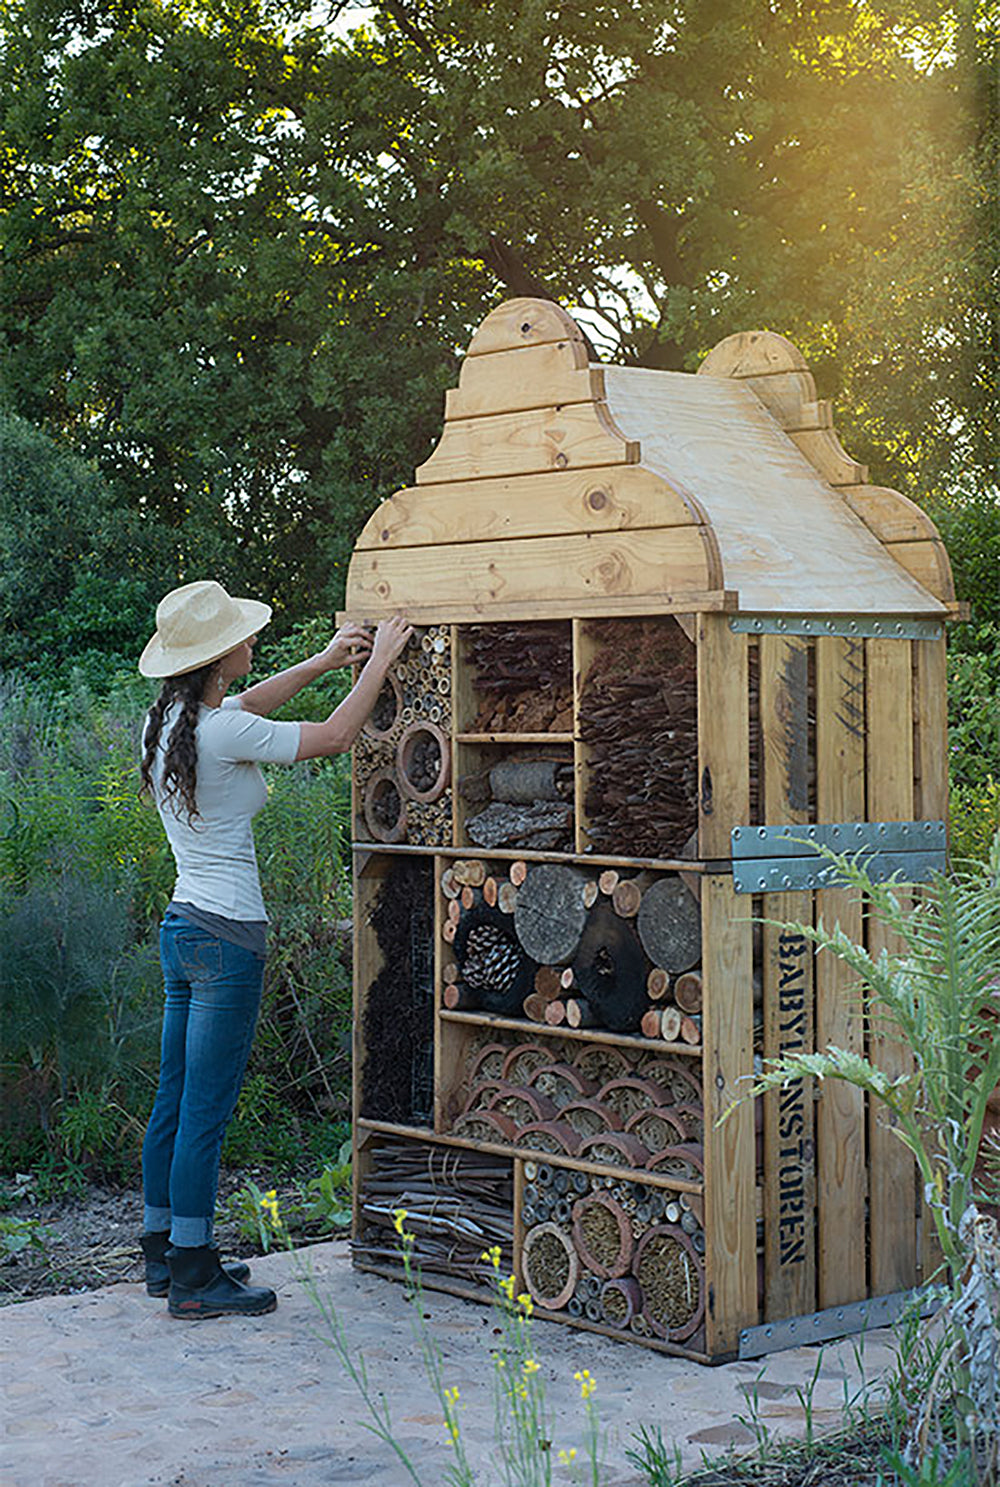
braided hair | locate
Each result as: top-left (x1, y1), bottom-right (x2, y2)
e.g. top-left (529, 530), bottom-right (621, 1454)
top-left (139, 662), bottom-right (216, 823)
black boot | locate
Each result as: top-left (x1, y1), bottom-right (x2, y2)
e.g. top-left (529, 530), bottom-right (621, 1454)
top-left (140, 1231), bottom-right (252, 1298)
top-left (166, 1244), bottom-right (277, 1319)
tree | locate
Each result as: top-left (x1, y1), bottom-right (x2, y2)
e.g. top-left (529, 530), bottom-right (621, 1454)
top-left (1, 0), bottom-right (995, 624)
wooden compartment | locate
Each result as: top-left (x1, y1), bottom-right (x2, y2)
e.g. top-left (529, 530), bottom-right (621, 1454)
top-left (346, 297), bottom-right (954, 1360)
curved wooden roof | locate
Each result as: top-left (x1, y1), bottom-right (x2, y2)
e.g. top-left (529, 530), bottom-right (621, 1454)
top-left (346, 299), bottom-right (953, 621)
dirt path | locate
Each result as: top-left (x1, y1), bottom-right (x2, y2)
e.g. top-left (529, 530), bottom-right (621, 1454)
top-left (0, 1240), bottom-right (896, 1487)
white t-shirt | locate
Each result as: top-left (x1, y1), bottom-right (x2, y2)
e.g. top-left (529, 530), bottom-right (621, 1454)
top-left (147, 696), bottom-right (301, 922)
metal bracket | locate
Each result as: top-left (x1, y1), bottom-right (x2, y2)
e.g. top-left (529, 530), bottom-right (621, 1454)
top-left (731, 820), bottom-right (946, 894)
top-left (729, 614), bottom-right (943, 640)
top-left (739, 1289), bottom-right (925, 1358)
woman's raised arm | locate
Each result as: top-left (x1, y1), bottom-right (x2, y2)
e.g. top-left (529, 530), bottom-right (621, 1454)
top-left (295, 616), bottom-right (413, 760)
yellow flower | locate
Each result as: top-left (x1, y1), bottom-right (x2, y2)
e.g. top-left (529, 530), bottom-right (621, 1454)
top-left (517, 1291), bottom-right (535, 1317)
top-left (480, 1244), bottom-right (502, 1269)
top-left (522, 1358), bottom-right (540, 1375)
top-left (392, 1208), bottom-right (409, 1236)
top-left (444, 1385), bottom-right (460, 1405)
top-left (499, 1273), bottom-right (515, 1300)
top-left (494, 1355), bottom-right (506, 1370)
top-left (574, 1369), bottom-right (596, 1400)
top-left (558, 1446), bottom-right (578, 1465)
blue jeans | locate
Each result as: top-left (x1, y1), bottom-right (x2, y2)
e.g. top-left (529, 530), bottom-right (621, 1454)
top-left (142, 911), bottom-right (264, 1247)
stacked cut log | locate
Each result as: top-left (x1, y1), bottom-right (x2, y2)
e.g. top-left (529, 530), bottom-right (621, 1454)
top-left (578, 618), bottom-right (698, 860)
top-left (352, 1138), bottom-right (514, 1284)
top-left (461, 753), bottom-right (574, 851)
top-left (360, 860), bottom-right (435, 1125)
top-left (518, 1160), bottom-right (705, 1344)
top-left (444, 861), bottom-right (703, 1043)
top-left (354, 625), bottom-right (453, 846)
top-left (465, 622), bottom-right (573, 733)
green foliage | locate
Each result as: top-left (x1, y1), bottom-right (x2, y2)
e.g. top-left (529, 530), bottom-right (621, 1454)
top-left (0, 1213), bottom-right (50, 1262)
top-left (947, 624), bottom-right (1000, 791)
top-left (218, 1142), bottom-right (351, 1252)
top-left (951, 778), bottom-right (1000, 866)
top-left (0, 409), bottom-right (165, 685)
top-left (1, 0), bottom-right (994, 626)
top-left (0, 669), bottom-right (354, 1179)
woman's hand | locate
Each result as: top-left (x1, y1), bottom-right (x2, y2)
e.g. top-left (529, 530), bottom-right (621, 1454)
top-left (370, 615), bottom-right (414, 672)
top-left (315, 622), bottom-right (374, 671)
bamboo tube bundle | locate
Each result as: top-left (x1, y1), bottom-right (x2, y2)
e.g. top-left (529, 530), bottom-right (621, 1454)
top-left (598, 1077), bottom-right (672, 1126)
top-left (646, 1143), bottom-right (705, 1183)
top-left (489, 1086), bottom-right (559, 1127)
top-left (578, 1132), bottom-right (651, 1169)
top-left (572, 1044), bottom-right (635, 1087)
top-left (671, 1103), bottom-right (705, 1142)
top-left (522, 1221), bottom-right (579, 1311)
top-left (500, 1043), bottom-right (553, 1084)
top-left (464, 622), bottom-right (574, 734)
top-left (406, 796), bottom-right (453, 847)
top-left (513, 1120), bottom-right (581, 1157)
top-left (632, 1225), bottom-right (705, 1342)
top-left (624, 1108), bottom-right (689, 1158)
top-left (641, 1057), bottom-right (703, 1108)
top-left (468, 1042), bottom-right (510, 1083)
top-left (578, 619), bottom-right (698, 858)
top-left (452, 1110), bottom-right (518, 1144)
top-left (571, 1193), bottom-right (635, 1278)
top-left (559, 1099), bottom-right (622, 1139)
top-left (527, 1062), bottom-right (598, 1109)
top-left (600, 1276), bottom-right (643, 1330)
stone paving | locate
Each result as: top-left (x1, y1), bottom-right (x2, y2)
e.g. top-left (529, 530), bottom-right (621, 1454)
top-left (1, 1240), bottom-right (896, 1487)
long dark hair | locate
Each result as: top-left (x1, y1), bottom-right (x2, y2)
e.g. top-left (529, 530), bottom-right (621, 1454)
top-left (140, 662), bottom-right (215, 822)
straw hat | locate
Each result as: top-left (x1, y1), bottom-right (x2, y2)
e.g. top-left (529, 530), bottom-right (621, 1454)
top-left (139, 580), bottom-right (272, 678)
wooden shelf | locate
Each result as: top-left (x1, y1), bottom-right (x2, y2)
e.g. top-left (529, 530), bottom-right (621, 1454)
top-left (356, 1117), bottom-right (704, 1195)
top-left (352, 841), bottom-right (715, 873)
top-left (455, 732), bottom-right (575, 744)
top-left (439, 1009), bottom-right (703, 1059)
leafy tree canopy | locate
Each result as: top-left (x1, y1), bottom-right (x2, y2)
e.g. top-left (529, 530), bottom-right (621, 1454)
top-left (0, 0), bottom-right (996, 625)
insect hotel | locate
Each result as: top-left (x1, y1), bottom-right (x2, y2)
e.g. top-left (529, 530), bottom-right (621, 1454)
top-left (343, 297), bottom-right (957, 1362)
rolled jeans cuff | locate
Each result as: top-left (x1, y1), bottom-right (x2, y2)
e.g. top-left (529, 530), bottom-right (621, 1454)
top-left (144, 1205), bottom-right (172, 1234)
top-left (170, 1215), bottom-right (214, 1248)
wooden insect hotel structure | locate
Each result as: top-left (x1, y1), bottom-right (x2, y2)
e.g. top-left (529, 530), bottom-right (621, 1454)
top-left (343, 298), bottom-right (957, 1362)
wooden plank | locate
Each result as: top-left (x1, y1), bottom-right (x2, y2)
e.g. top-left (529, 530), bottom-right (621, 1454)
top-left (788, 428), bottom-right (868, 487)
top-left (340, 590), bottom-right (737, 627)
top-left (913, 635), bottom-right (949, 1285)
top-left (438, 1008), bottom-right (701, 1059)
top-left (842, 485), bottom-right (948, 547)
top-left (738, 373), bottom-right (831, 432)
top-left (346, 528), bottom-right (719, 619)
top-left (573, 618), bottom-right (601, 855)
top-left (353, 840), bottom-right (710, 872)
top-left (513, 1159), bottom-right (526, 1292)
top-left (814, 637), bottom-right (867, 1308)
top-left (759, 635), bottom-right (816, 1322)
top-left (884, 539), bottom-right (956, 605)
top-left (354, 466), bottom-right (706, 551)
top-left (415, 403), bottom-right (639, 486)
top-left (445, 340), bottom-right (598, 420)
top-left (697, 616), bottom-right (749, 858)
top-left (466, 297), bottom-right (585, 358)
top-left (702, 874), bottom-right (757, 1356)
top-left (866, 638), bottom-right (918, 1296)
top-left (698, 329), bottom-right (809, 379)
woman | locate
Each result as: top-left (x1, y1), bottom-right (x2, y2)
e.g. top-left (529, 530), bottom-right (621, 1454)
top-left (137, 579), bottom-right (411, 1319)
